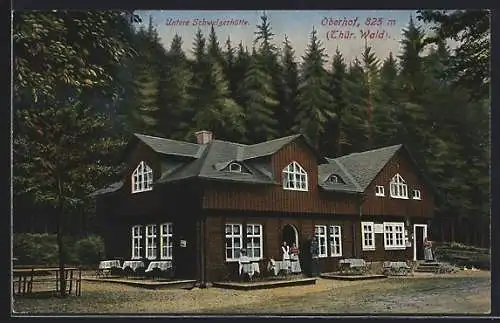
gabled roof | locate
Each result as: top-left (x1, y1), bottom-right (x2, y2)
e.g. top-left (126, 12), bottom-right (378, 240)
top-left (332, 144), bottom-right (403, 191)
top-left (158, 139), bottom-right (275, 185)
top-left (94, 132), bottom-right (436, 197)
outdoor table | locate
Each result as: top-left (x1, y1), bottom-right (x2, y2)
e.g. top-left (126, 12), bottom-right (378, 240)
top-left (97, 260), bottom-right (121, 277)
top-left (290, 256), bottom-right (302, 273)
top-left (122, 260), bottom-right (145, 271)
top-left (267, 259), bottom-right (291, 276)
top-left (99, 260), bottom-right (121, 269)
top-left (145, 260), bottom-right (173, 273)
top-left (238, 257), bottom-right (260, 279)
top-left (383, 261), bottom-right (411, 275)
top-left (339, 258), bottom-right (367, 274)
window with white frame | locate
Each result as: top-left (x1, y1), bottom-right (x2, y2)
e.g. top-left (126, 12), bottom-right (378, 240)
top-left (412, 189), bottom-right (421, 200)
top-left (389, 173), bottom-right (408, 199)
top-left (329, 225), bottom-right (342, 256)
top-left (361, 222), bottom-right (375, 250)
top-left (246, 224), bottom-right (263, 260)
top-left (145, 224), bottom-right (157, 259)
top-left (160, 223), bottom-right (173, 260)
top-left (132, 161), bottom-right (153, 193)
top-left (131, 225), bottom-right (143, 259)
top-left (375, 185), bottom-right (385, 197)
top-left (225, 224), bottom-right (243, 261)
top-left (282, 161), bottom-right (308, 191)
top-left (228, 162), bottom-right (242, 173)
top-left (328, 174), bottom-right (344, 184)
top-left (383, 222), bottom-right (405, 250)
top-left (314, 225), bottom-right (328, 257)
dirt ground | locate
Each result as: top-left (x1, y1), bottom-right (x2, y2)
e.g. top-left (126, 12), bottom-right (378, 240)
top-left (12, 270), bottom-right (491, 315)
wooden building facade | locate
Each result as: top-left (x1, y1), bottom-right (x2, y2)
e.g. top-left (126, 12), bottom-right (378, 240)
top-left (94, 131), bottom-right (436, 283)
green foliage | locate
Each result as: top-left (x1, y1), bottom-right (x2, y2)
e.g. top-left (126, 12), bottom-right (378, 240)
top-left (13, 11), bottom-right (135, 105)
top-left (13, 11), bottom-right (490, 250)
top-left (13, 234), bottom-right (105, 266)
top-left (342, 59), bottom-right (369, 153)
top-left (238, 50), bottom-right (279, 142)
top-left (73, 235), bottom-right (105, 266)
top-left (417, 9), bottom-right (490, 100)
top-left (13, 233), bottom-right (59, 266)
top-left (296, 28), bottom-right (334, 149)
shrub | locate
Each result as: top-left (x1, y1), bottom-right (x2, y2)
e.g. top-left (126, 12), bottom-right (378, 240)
top-left (13, 233), bottom-right (59, 266)
top-left (73, 235), bottom-right (105, 267)
top-left (13, 233), bottom-right (105, 268)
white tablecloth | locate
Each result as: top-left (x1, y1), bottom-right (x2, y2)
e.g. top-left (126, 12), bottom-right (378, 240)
top-left (340, 258), bottom-right (366, 268)
top-left (290, 259), bottom-right (302, 273)
top-left (383, 261), bottom-right (410, 270)
top-left (268, 259), bottom-right (293, 275)
top-left (99, 260), bottom-right (121, 269)
top-left (146, 261), bottom-right (173, 272)
top-left (122, 260), bottom-right (145, 271)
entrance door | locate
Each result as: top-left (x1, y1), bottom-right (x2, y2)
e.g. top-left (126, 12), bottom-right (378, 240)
top-left (282, 224), bottom-right (299, 248)
top-left (413, 224), bottom-right (428, 261)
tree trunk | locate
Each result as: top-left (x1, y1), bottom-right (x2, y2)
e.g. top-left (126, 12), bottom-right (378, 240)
top-left (56, 174), bottom-right (67, 297)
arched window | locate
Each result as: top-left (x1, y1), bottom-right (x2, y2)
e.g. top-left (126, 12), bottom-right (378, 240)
top-left (132, 161), bottom-right (153, 193)
top-left (228, 162), bottom-right (242, 173)
top-left (389, 173), bottom-right (408, 199)
top-left (282, 161), bottom-right (308, 191)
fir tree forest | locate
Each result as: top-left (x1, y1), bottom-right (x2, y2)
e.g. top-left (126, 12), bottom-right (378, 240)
top-left (13, 10), bottom-right (490, 255)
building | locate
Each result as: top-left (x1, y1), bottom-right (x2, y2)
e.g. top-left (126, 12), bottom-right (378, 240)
top-left (93, 131), bottom-right (436, 283)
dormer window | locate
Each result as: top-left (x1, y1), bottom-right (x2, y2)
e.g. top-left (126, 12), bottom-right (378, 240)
top-left (327, 174), bottom-right (344, 184)
top-left (282, 161), bottom-right (308, 191)
top-left (389, 173), bottom-right (408, 199)
top-left (228, 162), bottom-right (242, 173)
top-left (132, 161), bottom-right (153, 193)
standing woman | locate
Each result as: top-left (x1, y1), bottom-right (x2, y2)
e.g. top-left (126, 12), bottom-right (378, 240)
top-left (281, 241), bottom-right (291, 273)
top-left (423, 237), bottom-right (434, 262)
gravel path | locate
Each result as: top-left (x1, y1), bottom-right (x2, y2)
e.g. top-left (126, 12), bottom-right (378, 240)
top-left (13, 271), bottom-right (490, 315)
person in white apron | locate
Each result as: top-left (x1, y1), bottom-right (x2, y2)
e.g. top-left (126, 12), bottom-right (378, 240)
top-left (281, 241), bottom-right (291, 274)
top-left (423, 237), bottom-right (434, 262)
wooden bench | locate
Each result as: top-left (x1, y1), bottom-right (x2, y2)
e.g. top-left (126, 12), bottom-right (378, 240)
top-left (13, 267), bottom-right (82, 296)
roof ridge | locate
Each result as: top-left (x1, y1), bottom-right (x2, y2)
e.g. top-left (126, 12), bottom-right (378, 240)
top-left (134, 133), bottom-right (201, 147)
top-left (336, 144), bottom-right (403, 159)
top-left (212, 139), bottom-right (248, 147)
top-left (246, 134), bottom-right (301, 147)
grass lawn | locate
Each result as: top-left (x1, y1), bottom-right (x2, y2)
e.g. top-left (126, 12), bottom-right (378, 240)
top-left (12, 271), bottom-right (490, 315)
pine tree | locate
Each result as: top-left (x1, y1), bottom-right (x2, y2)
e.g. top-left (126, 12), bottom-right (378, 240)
top-left (233, 42), bottom-right (251, 108)
top-left (295, 28), bottom-right (334, 150)
top-left (158, 34), bottom-right (193, 139)
top-left (343, 58), bottom-right (369, 153)
top-left (396, 16), bottom-right (429, 156)
top-left (223, 36), bottom-right (237, 99)
top-left (278, 35), bottom-right (299, 137)
top-left (207, 25), bottom-right (224, 66)
top-left (324, 48), bottom-right (348, 157)
top-left (361, 43), bottom-right (380, 148)
top-left (373, 52), bottom-right (399, 147)
top-left (254, 13), bottom-right (283, 139)
top-left (189, 29), bottom-right (245, 142)
top-left (238, 48), bottom-right (279, 143)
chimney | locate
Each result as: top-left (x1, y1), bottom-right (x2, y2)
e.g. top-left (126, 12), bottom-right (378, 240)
top-left (195, 130), bottom-right (213, 144)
